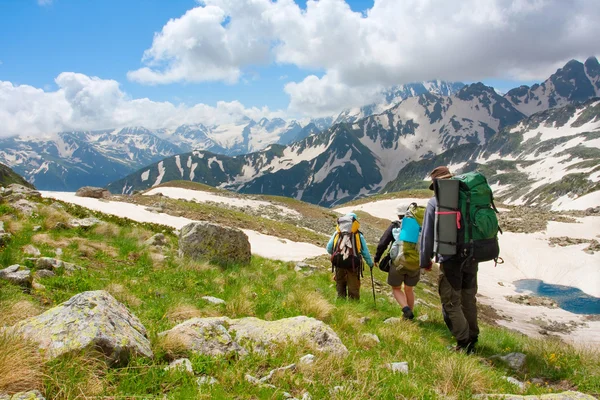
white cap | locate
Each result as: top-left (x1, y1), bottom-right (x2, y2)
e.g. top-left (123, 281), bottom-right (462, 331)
top-left (396, 203), bottom-right (407, 216)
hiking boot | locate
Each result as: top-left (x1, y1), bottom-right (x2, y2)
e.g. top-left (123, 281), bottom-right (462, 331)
top-left (448, 339), bottom-right (470, 353)
top-left (466, 338), bottom-right (478, 355)
top-left (402, 306), bottom-right (414, 320)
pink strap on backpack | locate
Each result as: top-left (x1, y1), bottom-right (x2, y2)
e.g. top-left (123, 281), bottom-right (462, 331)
top-left (435, 211), bottom-right (461, 229)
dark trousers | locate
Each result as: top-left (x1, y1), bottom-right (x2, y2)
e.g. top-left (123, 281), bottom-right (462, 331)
top-left (335, 268), bottom-right (361, 300)
top-left (438, 259), bottom-right (479, 344)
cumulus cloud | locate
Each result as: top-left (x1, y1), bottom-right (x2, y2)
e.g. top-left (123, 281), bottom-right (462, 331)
top-left (128, 0), bottom-right (600, 114)
top-left (0, 73), bottom-right (281, 138)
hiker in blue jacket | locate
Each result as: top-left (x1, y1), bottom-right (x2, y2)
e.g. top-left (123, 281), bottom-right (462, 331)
top-left (327, 213), bottom-right (373, 300)
top-left (420, 166), bottom-right (479, 354)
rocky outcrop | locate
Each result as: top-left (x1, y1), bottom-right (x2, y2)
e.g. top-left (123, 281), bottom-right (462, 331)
top-left (75, 186), bottom-right (110, 199)
top-left (145, 233), bottom-right (167, 247)
top-left (68, 218), bottom-right (102, 229)
top-left (1, 184), bottom-right (41, 203)
top-left (0, 265), bottom-right (32, 287)
top-left (10, 291), bottom-right (153, 363)
top-left (474, 391), bottom-right (596, 399)
top-left (34, 257), bottom-right (81, 273)
top-left (12, 200), bottom-right (37, 216)
top-left (178, 222), bottom-right (251, 265)
top-left (159, 316), bottom-right (347, 357)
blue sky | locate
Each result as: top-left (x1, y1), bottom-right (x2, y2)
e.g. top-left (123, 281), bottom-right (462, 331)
top-left (0, 0), bottom-right (542, 109)
top-left (0, 0), bottom-right (597, 136)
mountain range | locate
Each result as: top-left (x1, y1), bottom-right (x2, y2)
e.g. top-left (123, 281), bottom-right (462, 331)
top-left (108, 57), bottom-right (600, 208)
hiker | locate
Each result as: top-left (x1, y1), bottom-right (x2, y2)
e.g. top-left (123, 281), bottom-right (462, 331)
top-left (326, 213), bottom-right (374, 300)
top-left (374, 204), bottom-right (420, 320)
top-left (420, 166), bottom-right (500, 354)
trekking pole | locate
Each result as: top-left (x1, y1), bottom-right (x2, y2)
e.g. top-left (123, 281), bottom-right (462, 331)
top-left (370, 266), bottom-right (376, 309)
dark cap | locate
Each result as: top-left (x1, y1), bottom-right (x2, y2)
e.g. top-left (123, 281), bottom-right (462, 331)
top-left (428, 166), bottom-right (453, 190)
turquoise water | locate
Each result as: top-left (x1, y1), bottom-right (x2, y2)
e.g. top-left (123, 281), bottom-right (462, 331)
top-left (514, 279), bottom-right (600, 315)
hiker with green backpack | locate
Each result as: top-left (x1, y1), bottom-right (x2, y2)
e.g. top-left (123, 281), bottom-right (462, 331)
top-left (420, 166), bottom-right (501, 354)
top-left (374, 203), bottom-right (425, 320)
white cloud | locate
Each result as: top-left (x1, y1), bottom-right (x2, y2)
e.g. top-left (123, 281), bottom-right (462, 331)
top-left (128, 0), bottom-right (600, 114)
top-left (0, 73), bottom-right (282, 138)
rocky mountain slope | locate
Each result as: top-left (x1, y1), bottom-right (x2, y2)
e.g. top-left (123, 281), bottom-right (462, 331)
top-left (505, 57), bottom-right (600, 116)
top-left (384, 97), bottom-right (600, 210)
top-left (0, 162), bottom-right (34, 189)
top-left (109, 82), bottom-right (527, 206)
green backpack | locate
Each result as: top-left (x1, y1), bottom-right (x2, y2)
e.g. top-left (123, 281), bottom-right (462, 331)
top-left (455, 172), bottom-right (501, 263)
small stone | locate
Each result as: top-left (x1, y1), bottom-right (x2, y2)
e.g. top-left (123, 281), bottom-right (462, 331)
top-left (332, 386), bottom-right (345, 394)
top-left (417, 314), bottom-right (429, 322)
top-left (69, 218), bottom-right (102, 229)
top-left (202, 296), bottom-right (226, 305)
top-left (362, 333), bottom-right (380, 344)
top-left (531, 378), bottom-right (545, 385)
top-left (498, 282), bottom-right (505, 287)
top-left (0, 232), bottom-right (11, 246)
top-left (245, 374), bottom-right (276, 389)
top-left (383, 317), bottom-right (402, 325)
top-left (300, 354), bottom-right (315, 365)
top-left (0, 221), bottom-right (4, 233)
top-left (164, 358), bottom-right (193, 374)
top-left (301, 393), bottom-right (312, 400)
top-left (32, 281), bottom-right (46, 291)
top-left (503, 376), bottom-right (525, 390)
top-left (492, 352), bottom-right (527, 370)
top-left (145, 233), bottom-right (167, 247)
top-left (35, 270), bottom-right (56, 279)
top-left (23, 244), bottom-right (41, 257)
top-left (35, 257), bottom-right (80, 272)
top-left (55, 248), bottom-right (63, 256)
top-left (359, 317), bottom-right (371, 324)
top-left (196, 376), bottom-right (218, 386)
top-left (259, 363), bottom-right (296, 383)
top-left (0, 265), bottom-right (32, 287)
top-left (33, 225), bottom-right (42, 232)
top-left (387, 362), bottom-right (409, 374)
top-left (283, 393), bottom-right (294, 399)
top-left (53, 222), bottom-right (69, 230)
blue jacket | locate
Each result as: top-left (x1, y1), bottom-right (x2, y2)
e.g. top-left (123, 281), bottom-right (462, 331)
top-left (326, 231), bottom-right (374, 268)
top-left (420, 197), bottom-right (453, 267)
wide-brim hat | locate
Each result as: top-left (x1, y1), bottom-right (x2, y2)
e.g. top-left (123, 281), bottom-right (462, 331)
top-left (428, 166), bottom-right (453, 190)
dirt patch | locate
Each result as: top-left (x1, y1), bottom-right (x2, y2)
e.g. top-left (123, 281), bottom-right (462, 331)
top-left (498, 206), bottom-right (579, 234)
top-left (32, 233), bottom-right (118, 257)
top-left (506, 294), bottom-right (559, 308)
top-left (529, 317), bottom-right (587, 334)
top-left (549, 237), bottom-right (600, 254)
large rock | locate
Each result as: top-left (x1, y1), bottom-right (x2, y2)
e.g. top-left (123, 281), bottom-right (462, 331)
top-left (10, 290), bottom-right (153, 363)
top-left (159, 316), bottom-right (348, 357)
top-left (0, 265), bottom-right (32, 287)
top-left (179, 222), bottom-right (251, 265)
top-left (474, 392), bottom-right (596, 399)
top-left (492, 352), bottom-right (527, 371)
top-left (75, 186), bottom-right (110, 199)
top-left (2, 184), bottom-right (41, 202)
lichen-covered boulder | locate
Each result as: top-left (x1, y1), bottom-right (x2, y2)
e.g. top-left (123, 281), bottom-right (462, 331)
top-left (12, 199), bottom-right (37, 216)
top-left (474, 391), bottom-right (596, 399)
top-left (75, 186), bottom-right (110, 199)
top-left (0, 265), bottom-right (32, 287)
top-left (10, 291), bottom-right (153, 363)
top-left (159, 316), bottom-right (348, 357)
top-left (179, 222), bottom-right (251, 265)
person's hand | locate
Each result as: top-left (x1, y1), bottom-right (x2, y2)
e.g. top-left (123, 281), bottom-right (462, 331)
top-left (422, 262), bottom-right (433, 272)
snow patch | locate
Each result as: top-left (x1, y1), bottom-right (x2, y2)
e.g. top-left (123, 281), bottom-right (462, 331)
top-left (153, 161), bottom-right (165, 187)
top-left (141, 170), bottom-right (150, 182)
top-left (175, 155), bottom-right (184, 177)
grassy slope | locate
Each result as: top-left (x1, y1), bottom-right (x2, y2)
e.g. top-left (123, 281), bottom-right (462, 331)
top-left (0, 163), bottom-right (34, 189)
top-left (1, 199), bottom-right (599, 399)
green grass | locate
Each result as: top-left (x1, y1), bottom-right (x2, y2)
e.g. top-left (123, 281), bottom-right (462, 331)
top-left (1, 198), bottom-right (599, 399)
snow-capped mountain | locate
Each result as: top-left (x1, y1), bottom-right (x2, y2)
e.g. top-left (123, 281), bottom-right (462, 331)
top-left (0, 128), bottom-right (183, 191)
top-left (333, 80), bottom-right (466, 124)
top-left (109, 82), bottom-right (527, 206)
top-left (384, 97), bottom-right (600, 209)
top-left (505, 56), bottom-right (600, 116)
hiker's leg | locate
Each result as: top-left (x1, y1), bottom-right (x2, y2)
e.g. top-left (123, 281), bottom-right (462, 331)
top-left (335, 268), bottom-right (348, 298)
top-left (347, 270), bottom-right (361, 300)
top-left (403, 270), bottom-right (420, 310)
top-left (461, 262), bottom-right (479, 342)
top-left (438, 263), bottom-right (470, 343)
top-left (404, 285), bottom-right (415, 310)
top-left (392, 286), bottom-right (408, 308)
